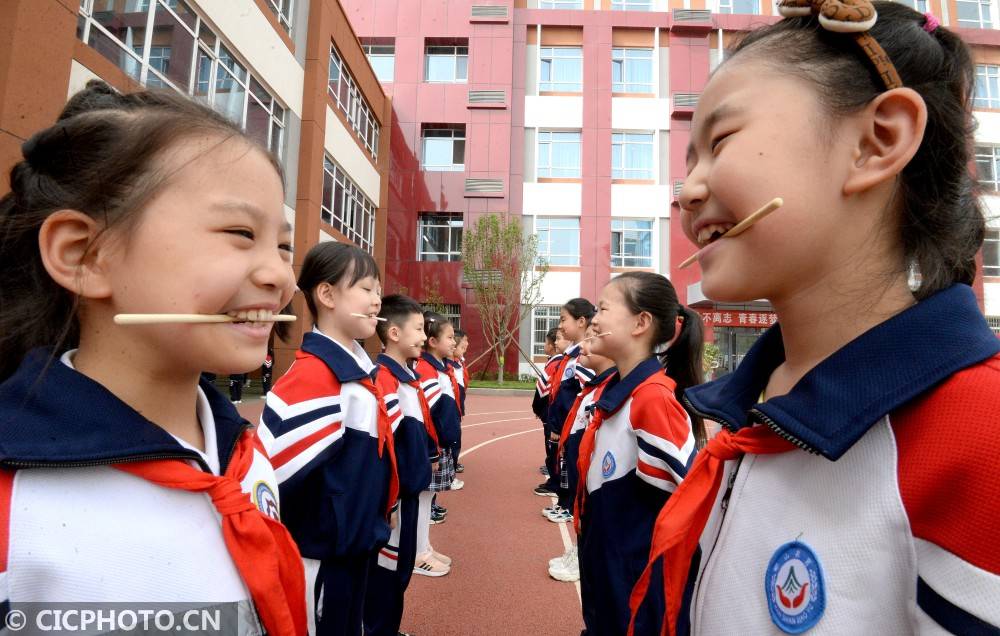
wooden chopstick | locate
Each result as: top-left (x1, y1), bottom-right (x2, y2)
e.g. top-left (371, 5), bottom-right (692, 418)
top-left (351, 313), bottom-right (387, 321)
top-left (679, 197), bottom-right (783, 269)
top-left (114, 314), bottom-right (297, 325)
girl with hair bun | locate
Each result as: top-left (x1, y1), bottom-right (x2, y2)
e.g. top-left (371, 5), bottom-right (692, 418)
top-left (0, 81), bottom-right (305, 634)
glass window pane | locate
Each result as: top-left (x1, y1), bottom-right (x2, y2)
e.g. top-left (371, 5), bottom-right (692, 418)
top-left (245, 96), bottom-right (270, 148)
top-left (423, 138), bottom-right (454, 167)
top-left (214, 67), bottom-right (246, 123)
top-left (150, 4), bottom-right (195, 89)
top-left (426, 55), bottom-right (454, 81)
top-left (88, 26), bottom-right (143, 81)
top-left (453, 139), bottom-right (466, 165)
top-left (457, 55), bottom-right (468, 80)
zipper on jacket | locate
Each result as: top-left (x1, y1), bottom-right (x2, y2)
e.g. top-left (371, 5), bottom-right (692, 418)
top-left (2, 451), bottom-right (207, 472)
top-left (749, 408), bottom-right (820, 455)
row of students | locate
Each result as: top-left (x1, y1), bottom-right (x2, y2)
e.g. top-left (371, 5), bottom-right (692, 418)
top-left (533, 278), bottom-right (704, 636)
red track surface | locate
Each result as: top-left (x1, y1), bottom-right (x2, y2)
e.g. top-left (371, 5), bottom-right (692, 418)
top-left (240, 392), bottom-right (584, 636)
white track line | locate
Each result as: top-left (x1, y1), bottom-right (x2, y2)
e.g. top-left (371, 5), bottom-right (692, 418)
top-left (457, 427), bottom-right (542, 459)
top-left (457, 417), bottom-right (582, 604)
top-left (462, 410), bottom-right (533, 418)
top-left (462, 416), bottom-right (535, 429)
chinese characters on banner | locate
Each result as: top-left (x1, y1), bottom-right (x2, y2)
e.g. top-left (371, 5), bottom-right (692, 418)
top-left (696, 309), bottom-right (778, 328)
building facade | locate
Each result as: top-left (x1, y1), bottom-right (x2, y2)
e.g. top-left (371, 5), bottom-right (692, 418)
top-left (340, 0), bottom-right (1000, 378)
top-left (0, 0), bottom-right (391, 374)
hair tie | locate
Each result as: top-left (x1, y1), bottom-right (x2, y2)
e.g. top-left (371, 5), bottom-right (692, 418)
top-left (778, 0), bottom-right (903, 90)
top-left (923, 12), bottom-right (940, 33)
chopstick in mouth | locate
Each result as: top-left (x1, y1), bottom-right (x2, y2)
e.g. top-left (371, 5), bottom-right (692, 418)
top-left (679, 197), bottom-right (783, 269)
top-left (114, 314), bottom-right (297, 325)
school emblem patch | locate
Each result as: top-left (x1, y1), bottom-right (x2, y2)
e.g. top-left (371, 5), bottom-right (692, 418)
top-left (601, 451), bottom-right (616, 478)
top-left (765, 541), bottom-right (825, 634)
top-left (253, 480), bottom-right (280, 520)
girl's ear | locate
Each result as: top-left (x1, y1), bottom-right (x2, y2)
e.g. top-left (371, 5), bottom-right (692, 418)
top-left (388, 324), bottom-right (401, 343)
top-left (843, 87), bottom-right (927, 196)
top-left (631, 310), bottom-right (653, 338)
top-left (315, 282), bottom-right (337, 311)
top-left (37, 210), bottom-right (112, 299)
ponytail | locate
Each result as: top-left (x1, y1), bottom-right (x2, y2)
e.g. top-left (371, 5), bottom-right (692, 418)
top-left (661, 306), bottom-right (706, 447)
top-left (613, 273), bottom-right (707, 446)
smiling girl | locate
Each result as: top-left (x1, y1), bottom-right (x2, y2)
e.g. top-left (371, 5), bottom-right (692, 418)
top-left (260, 242), bottom-right (397, 636)
top-left (0, 81), bottom-right (304, 634)
top-left (632, 4), bottom-right (1000, 634)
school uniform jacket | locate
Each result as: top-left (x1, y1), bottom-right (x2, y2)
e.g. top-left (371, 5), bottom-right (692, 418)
top-left (560, 367), bottom-right (617, 462)
top-left (414, 354), bottom-right (461, 449)
top-left (533, 354), bottom-right (564, 422)
top-left (547, 344), bottom-right (583, 437)
top-left (449, 358), bottom-right (468, 415)
top-left (0, 350), bottom-right (273, 631)
top-left (579, 358), bottom-right (696, 635)
top-left (680, 283), bottom-right (1000, 636)
top-left (259, 331), bottom-right (392, 561)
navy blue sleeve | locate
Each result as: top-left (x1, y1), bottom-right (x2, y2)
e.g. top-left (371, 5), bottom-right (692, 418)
top-left (546, 376), bottom-right (581, 437)
top-left (430, 394), bottom-right (462, 447)
top-left (395, 415), bottom-right (432, 495)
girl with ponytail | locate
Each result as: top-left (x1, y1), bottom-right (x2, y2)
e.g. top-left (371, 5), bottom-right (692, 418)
top-left (572, 272), bottom-right (702, 635)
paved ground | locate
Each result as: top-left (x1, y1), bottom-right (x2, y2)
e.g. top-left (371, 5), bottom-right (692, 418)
top-left (239, 392), bottom-right (584, 635)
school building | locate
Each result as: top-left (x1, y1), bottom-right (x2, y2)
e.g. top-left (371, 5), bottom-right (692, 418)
top-left (337, 0), bottom-right (1000, 377)
top-left (3, 1), bottom-right (1000, 378)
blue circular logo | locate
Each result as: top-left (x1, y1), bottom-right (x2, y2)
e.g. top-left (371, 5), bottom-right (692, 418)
top-left (601, 451), bottom-right (616, 478)
top-left (253, 480), bottom-right (280, 520)
top-left (764, 541), bottom-right (825, 634)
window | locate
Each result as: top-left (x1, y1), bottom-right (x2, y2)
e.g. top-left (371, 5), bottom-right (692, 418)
top-left (422, 125), bottom-right (466, 171)
top-left (78, 0), bottom-right (286, 159)
top-left (957, 0), bottom-right (993, 27)
top-left (611, 0), bottom-right (653, 9)
top-left (423, 304), bottom-right (462, 330)
top-left (976, 65), bottom-right (1000, 109)
top-left (329, 46), bottom-right (381, 160)
top-left (717, 0), bottom-right (758, 13)
top-left (985, 230), bottom-right (1000, 276)
top-left (537, 131), bottom-right (582, 178)
top-left (265, 0), bottom-right (294, 33)
top-left (540, 47), bottom-right (583, 92)
top-left (418, 214), bottom-right (464, 261)
top-left (612, 132), bottom-right (654, 180)
top-left (425, 42), bottom-right (468, 82)
top-left (321, 156), bottom-right (376, 253)
top-left (532, 305), bottom-right (562, 355)
top-left (611, 219), bottom-right (654, 267)
top-left (978, 146), bottom-right (1000, 191)
top-left (540, 0), bottom-right (584, 6)
top-left (536, 217), bottom-right (581, 266)
top-left (362, 41), bottom-right (394, 82)
top-left (612, 48), bottom-right (653, 94)
top-left (894, 0), bottom-right (928, 10)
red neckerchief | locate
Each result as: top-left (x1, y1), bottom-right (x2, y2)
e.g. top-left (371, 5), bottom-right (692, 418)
top-left (444, 365), bottom-right (463, 417)
top-left (625, 426), bottom-right (797, 636)
top-left (407, 377), bottom-right (440, 452)
top-left (358, 375), bottom-right (400, 517)
top-left (115, 431), bottom-right (308, 636)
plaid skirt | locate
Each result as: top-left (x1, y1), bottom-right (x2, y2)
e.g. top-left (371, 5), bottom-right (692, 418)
top-left (429, 447), bottom-right (455, 492)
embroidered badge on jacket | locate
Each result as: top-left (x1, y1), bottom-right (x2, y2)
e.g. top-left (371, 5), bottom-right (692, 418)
top-left (765, 540), bottom-right (826, 634)
top-left (253, 480), bottom-right (280, 520)
top-left (601, 451), bottom-right (616, 478)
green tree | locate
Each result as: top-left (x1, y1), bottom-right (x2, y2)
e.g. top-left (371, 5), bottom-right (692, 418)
top-left (462, 214), bottom-right (548, 384)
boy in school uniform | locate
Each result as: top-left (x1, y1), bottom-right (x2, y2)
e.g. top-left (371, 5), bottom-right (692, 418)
top-left (364, 295), bottom-right (435, 636)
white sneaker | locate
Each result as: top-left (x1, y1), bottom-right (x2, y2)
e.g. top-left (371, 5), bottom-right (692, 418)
top-left (548, 547), bottom-right (579, 582)
top-left (541, 505), bottom-right (558, 517)
top-left (548, 546), bottom-right (575, 568)
top-left (544, 505), bottom-right (568, 521)
top-left (450, 478), bottom-right (464, 491)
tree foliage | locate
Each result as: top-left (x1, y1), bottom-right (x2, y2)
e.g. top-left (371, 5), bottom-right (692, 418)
top-left (462, 214), bottom-right (548, 383)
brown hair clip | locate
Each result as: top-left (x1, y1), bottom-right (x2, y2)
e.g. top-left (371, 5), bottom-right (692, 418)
top-left (778, 0), bottom-right (903, 90)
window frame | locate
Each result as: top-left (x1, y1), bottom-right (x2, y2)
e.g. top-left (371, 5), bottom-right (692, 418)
top-left (329, 45), bottom-right (382, 160)
top-left (421, 125), bottom-right (466, 172)
top-left (362, 42), bottom-right (395, 83)
top-left (424, 43), bottom-right (469, 83)
top-left (535, 216), bottom-right (581, 266)
top-left (610, 218), bottom-right (654, 268)
top-left (611, 0), bottom-right (654, 9)
top-left (78, 0), bottom-right (287, 161)
top-left (611, 132), bottom-right (655, 180)
top-left (321, 156), bottom-right (376, 253)
top-left (976, 64), bottom-right (1000, 109)
top-left (976, 145), bottom-right (1000, 192)
top-left (611, 47), bottom-right (654, 94)
top-left (417, 213), bottom-right (464, 262)
top-left (985, 229), bottom-right (1000, 277)
top-left (540, 0), bottom-right (584, 7)
top-left (537, 130), bottom-right (582, 179)
top-left (539, 46), bottom-right (583, 93)
top-left (716, 0), bottom-right (759, 13)
top-left (265, 0), bottom-right (294, 33)
top-left (956, 0), bottom-right (995, 28)
top-left (532, 305), bottom-right (563, 356)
